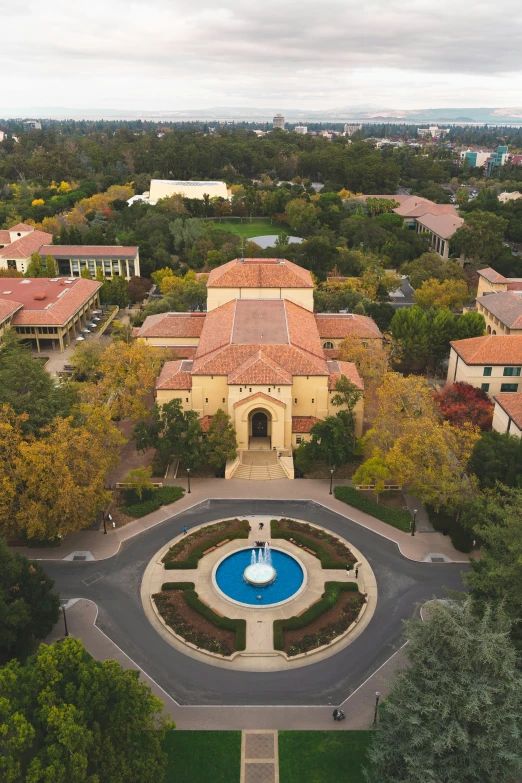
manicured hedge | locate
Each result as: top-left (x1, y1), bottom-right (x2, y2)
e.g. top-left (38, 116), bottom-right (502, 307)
top-left (121, 485), bottom-right (185, 518)
top-left (161, 582), bottom-right (246, 651)
top-left (163, 520), bottom-right (249, 569)
top-left (425, 505), bottom-right (474, 553)
top-left (273, 581), bottom-right (360, 650)
top-left (270, 520), bottom-right (354, 569)
top-left (334, 486), bottom-right (411, 532)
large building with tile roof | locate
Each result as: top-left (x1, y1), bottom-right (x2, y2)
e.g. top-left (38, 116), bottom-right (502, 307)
top-left (150, 258), bottom-right (367, 473)
top-left (492, 393), bottom-right (522, 438)
top-left (447, 335), bottom-right (522, 397)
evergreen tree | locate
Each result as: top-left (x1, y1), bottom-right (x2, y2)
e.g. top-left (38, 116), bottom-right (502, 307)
top-left (134, 399), bottom-right (204, 469)
top-left (205, 408), bottom-right (237, 468)
top-left (365, 601), bottom-right (522, 783)
top-left (24, 252), bottom-right (44, 278)
top-left (44, 254), bottom-right (58, 276)
top-left (390, 306), bottom-right (430, 366)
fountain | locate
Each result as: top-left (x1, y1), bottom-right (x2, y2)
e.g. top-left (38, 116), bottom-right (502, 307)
top-left (243, 543), bottom-right (276, 586)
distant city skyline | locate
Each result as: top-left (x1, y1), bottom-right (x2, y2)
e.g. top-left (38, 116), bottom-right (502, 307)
top-left (1, 0), bottom-right (521, 112)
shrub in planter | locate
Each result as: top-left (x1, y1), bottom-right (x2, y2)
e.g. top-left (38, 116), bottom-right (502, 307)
top-left (163, 519), bottom-right (249, 569)
top-left (333, 486), bottom-right (411, 532)
top-left (270, 519), bottom-right (356, 568)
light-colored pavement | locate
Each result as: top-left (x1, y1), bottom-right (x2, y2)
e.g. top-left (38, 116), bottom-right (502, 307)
top-left (45, 598), bottom-right (404, 729)
top-left (16, 478), bottom-right (473, 564)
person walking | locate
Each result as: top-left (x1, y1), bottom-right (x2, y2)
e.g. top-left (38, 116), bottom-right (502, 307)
top-left (355, 567), bottom-right (359, 579)
top-left (346, 564), bottom-right (351, 574)
top-left (183, 526), bottom-right (188, 535)
top-left (259, 522), bottom-right (264, 531)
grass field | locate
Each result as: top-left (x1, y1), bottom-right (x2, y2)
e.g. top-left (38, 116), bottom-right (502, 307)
top-left (210, 218), bottom-right (287, 239)
top-left (162, 730), bottom-right (241, 783)
top-left (278, 731), bottom-right (373, 783)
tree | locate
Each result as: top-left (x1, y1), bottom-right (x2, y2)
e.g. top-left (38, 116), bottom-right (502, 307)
top-left (338, 336), bottom-right (391, 422)
top-left (205, 408), bottom-right (237, 469)
top-left (80, 266), bottom-right (92, 279)
top-left (413, 278), bottom-right (469, 311)
top-left (454, 310), bottom-right (485, 339)
top-left (24, 252), bottom-right (45, 278)
top-left (462, 485), bottom-right (522, 650)
top-left (365, 600), bottom-right (522, 783)
top-left (111, 319), bottom-right (134, 343)
top-left (434, 382), bottom-right (494, 431)
top-left (284, 198), bottom-right (318, 234)
top-left (0, 637), bottom-right (172, 783)
top-left (127, 275), bottom-right (150, 303)
top-left (451, 210), bottom-right (507, 264)
top-left (69, 341), bottom-right (105, 382)
top-left (468, 430), bottom-right (522, 489)
top-left (352, 452), bottom-right (390, 501)
top-left (134, 399), bottom-right (204, 469)
top-left (104, 275), bottom-right (130, 309)
top-left (122, 466), bottom-right (154, 499)
top-left (44, 254), bottom-right (58, 276)
top-left (0, 537), bottom-right (60, 664)
top-left (304, 414), bottom-right (358, 468)
top-left (401, 251), bottom-right (466, 290)
top-left (390, 307), bottom-right (430, 366)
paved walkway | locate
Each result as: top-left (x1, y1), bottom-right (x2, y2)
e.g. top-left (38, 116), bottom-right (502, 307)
top-left (241, 731), bottom-right (278, 783)
top-left (45, 598), bottom-right (405, 729)
top-left (16, 478), bottom-right (472, 564)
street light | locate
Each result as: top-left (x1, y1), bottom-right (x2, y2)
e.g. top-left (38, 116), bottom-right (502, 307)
top-left (62, 604), bottom-right (69, 637)
top-left (411, 508), bottom-right (418, 537)
top-left (329, 469), bottom-right (334, 495)
top-left (102, 510), bottom-right (107, 535)
top-left (373, 691), bottom-right (381, 725)
top-left (187, 468), bottom-right (191, 494)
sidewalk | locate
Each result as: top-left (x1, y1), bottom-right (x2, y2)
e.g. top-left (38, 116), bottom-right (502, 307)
top-left (14, 478), bottom-right (471, 564)
top-left (45, 599), bottom-right (405, 729)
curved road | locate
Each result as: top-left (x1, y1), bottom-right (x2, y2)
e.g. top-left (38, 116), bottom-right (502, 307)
top-left (44, 499), bottom-right (468, 705)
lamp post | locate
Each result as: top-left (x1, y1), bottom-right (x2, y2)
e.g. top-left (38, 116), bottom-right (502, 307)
top-left (373, 691), bottom-right (381, 725)
top-left (411, 508), bottom-right (418, 537)
top-left (187, 468), bottom-right (191, 494)
top-left (62, 604), bottom-right (69, 637)
top-left (102, 510), bottom-right (107, 535)
top-left (329, 469), bottom-right (334, 495)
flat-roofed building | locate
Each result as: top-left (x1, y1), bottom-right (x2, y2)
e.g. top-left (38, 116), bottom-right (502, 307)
top-left (39, 244), bottom-right (140, 279)
top-left (148, 179), bottom-right (228, 203)
top-left (447, 335), bottom-right (522, 397)
top-left (0, 277), bottom-right (102, 352)
top-left (273, 114), bottom-right (285, 129)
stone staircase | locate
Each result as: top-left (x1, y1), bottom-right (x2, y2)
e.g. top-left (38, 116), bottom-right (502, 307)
top-left (232, 462), bottom-right (287, 480)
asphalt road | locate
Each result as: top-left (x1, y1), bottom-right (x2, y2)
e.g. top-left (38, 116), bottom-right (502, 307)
top-left (43, 499), bottom-right (468, 706)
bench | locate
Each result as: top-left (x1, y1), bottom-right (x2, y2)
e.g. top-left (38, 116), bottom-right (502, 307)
top-left (215, 539), bottom-right (230, 548)
top-left (203, 546), bottom-right (217, 555)
top-left (304, 547), bottom-right (317, 556)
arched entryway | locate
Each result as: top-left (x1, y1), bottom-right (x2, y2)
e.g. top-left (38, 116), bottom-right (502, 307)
top-left (248, 408), bottom-right (272, 449)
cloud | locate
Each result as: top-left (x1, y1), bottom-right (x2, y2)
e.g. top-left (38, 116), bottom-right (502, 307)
top-left (1, 0), bottom-right (521, 110)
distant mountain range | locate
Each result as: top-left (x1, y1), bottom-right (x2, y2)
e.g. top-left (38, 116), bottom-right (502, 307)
top-left (2, 105), bottom-right (522, 124)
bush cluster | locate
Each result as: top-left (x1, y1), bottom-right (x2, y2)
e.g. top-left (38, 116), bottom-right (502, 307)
top-left (270, 519), bottom-right (356, 569)
top-left (274, 581), bottom-right (362, 652)
top-left (425, 505), bottom-right (475, 553)
top-left (163, 519), bottom-right (249, 569)
top-left (121, 485), bottom-right (184, 518)
top-left (333, 486), bottom-right (411, 532)
top-left (158, 582), bottom-right (246, 652)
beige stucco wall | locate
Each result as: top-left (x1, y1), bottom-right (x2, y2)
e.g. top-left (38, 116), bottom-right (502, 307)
top-left (492, 403), bottom-right (522, 437)
top-left (156, 389), bottom-right (193, 409)
top-left (476, 277), bottom-right (508, 297)
top-left (476, 300), bottom-right (521, 336)
top-left (447, 347), bottom-right (521, 397)
top-left (139, 336), bottom-right (200, 347)
top-left (206, 287), bottom-right (314, 312)
top-left (149, 180), bottom-right (227, 202)
top-left (0, 254), bottom-right (30, 273)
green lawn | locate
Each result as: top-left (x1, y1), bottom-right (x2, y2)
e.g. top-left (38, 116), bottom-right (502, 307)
top-left (210, 218), bottom-right (288, 239)
top-left (162, 730), bottom-right (241, 783)
top-left (279, 731), bottom-right (373, 783)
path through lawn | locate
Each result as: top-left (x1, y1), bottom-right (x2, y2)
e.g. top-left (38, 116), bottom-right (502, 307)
top-left (279, 730), bottom-right (373, 783)
top-left (162, 730), bottom-right (241, 783)
top-left (210, 218), bottom-right (287, 238)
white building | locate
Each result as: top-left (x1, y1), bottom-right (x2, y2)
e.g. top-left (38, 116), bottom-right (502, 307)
top-left (492, 393), bottom-right (522, 437)
top-left (148, 179), bottom-right (228, 204)
top-left (499, 191), bottom-right (522, 203)
top-left (273, 114), bottom-right (285, 130)
top-left (417, 126), bottom-right (450, 137)
top-left (447, 335), bottom-right (522, 398)
top-left (23, 120), bottom-right (42, 130)
top-left (344, 124), bottom-right (362, 135)
top-left (294, 126), bottom-right (308, 135)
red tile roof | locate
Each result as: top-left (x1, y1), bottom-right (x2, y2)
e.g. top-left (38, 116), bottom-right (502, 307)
top-left (477, 267), bottom-right (508, 284)
top-left (6, 278), bottom-right (101, 326)
top-left (233, 391), bottom-right (286, 408)
top-left (476, 291), bottom-right (522, 328)
top-left (155, 360), bottom-right (193, 390)
top-left (40, 245), bottom-right (138, 259)
top-left (8, 223), bottom-right (35, 233)
top-left (327, 360), bottom-right (364, 391)
top-left (0, 231), bottom-right (53, 259)
top-left (0, 298), bottom-right (23, 324)
top-left (199, 415), bottom-right (213, 432)
top-left (323, 348), bottom-right (340, 359)
top-left (315, 313), bottom-right (382, 339)
top-left (228, 350), bottom-right (293, 385)
top-left (137, 312), bottom-right (206, 339)
top-left (0, 230), bottom-right (12, 244)
top-left (451, 335), bottom-right (522, 365)
top-left (207, 258), bottom-right (314, 288)
top-left (493, 393), bottom-right (522, 430)
top-left (292, 416), bottom-right (322, 432)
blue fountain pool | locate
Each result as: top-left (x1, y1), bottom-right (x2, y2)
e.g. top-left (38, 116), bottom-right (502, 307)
top-left (215, 548), bottom-right (305, 606)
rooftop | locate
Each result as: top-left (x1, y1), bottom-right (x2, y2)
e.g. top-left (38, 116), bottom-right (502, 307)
top-left (315, 313), bottom-right (382, 339)
top-left (155, 360), bottom-right (193, 390)
top-left (0, 230), bottom-right (53, 259)
top-left (292, 416), bottom-right (322, 433)
top-left (206, 258), bottom-right (314, 289)
top-left (476, 291), bottom-right (522, 328)
top-left (415, 212), bottom-right (464, 239)
top-left (137, 312), bottom-right (206, 339)
top-left (0, 298), bottom-right (23, 324)
top-left (231, 299), bottom-right (288, 345)
top-left (327, 360), bottom-right (364, 391)
top-left (0, 277), bottom-right (102, 326)
top-left (451, 335), bottom-right (522, 365)
top-left (477, 267), bottom-right (509, 284)
top-left (39, 245), bottom-right (138, 259)
top-left (493, 393), bottom-right (522, 429)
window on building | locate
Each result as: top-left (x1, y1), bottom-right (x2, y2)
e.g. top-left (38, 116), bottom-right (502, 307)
top-left (503, 367), bottom-right (521, 376)
top-left (186, 398), bottom-right (189, 403)
top-left (268, 388), bottom-right (271, 393)
top-left (222, 398), bottom-right (225, 403)
top-left (311, 398), bottom-right (314, 403)
top-left (249, 388), bottom-right (252, 393)
top-left (483, 367), bottom-right (492, 376)
top-left (205, 398), bottom-right (208, 404)
top-left (294, 398), bottom-right (297, 404)
top-left (296, 437), bottom-right (302, 444)
top-left (323, 341), bottom-right (334, 350)
top-left (240, 388), bottom-right (242, 392)
top-left (278, 388), bottom-right (280, 393)
top-left (481, 383), bottom-right (490, 392)
top-left (129, 260), bottom-right (135, 276)
top-left (500, 383), bottom-right (519, 392)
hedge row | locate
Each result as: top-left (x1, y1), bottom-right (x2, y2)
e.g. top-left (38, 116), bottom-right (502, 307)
top-left (425, 505), bottom-right (474, 553)
top-left (161, 582), bottom-right (246, 651)
top-left (163, 520), bottom-right (250, 569)
top-left (121, 485), bottom-right (185, 518)
top-left (270, 520), bottom-right (353, 569)
top-left (273, 581), bottom-right (360, 650)
top-left (334, 486), bottom-right (411, 532)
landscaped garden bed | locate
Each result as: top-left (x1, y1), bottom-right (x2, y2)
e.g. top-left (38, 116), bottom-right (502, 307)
top-left (274, 581), bottom-right (365, 656)
top-left (334, 485), bottom-right (412, 532)
top-left (120, 485), bottom-right (185, 518)
top-left (271, 518), bottom-right (356, 569)
top-left (153, 582), bottom-right (246, 656)
top-left (162, 518), bottom-right (249, 569)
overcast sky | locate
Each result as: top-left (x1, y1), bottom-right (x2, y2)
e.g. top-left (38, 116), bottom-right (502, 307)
top-left (1, 0), bottom-right (521, 112)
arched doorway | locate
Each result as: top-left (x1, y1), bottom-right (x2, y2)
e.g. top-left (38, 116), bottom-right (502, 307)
top-left (252, 411), bottom-right (268, 437)
top-left (248, 408), bottom-right (272, 449)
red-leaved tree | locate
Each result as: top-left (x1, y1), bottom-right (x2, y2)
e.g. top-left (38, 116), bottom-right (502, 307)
top-left (434, 382), bottom-right (493, 431)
